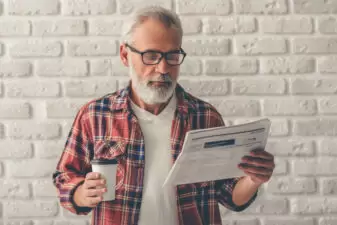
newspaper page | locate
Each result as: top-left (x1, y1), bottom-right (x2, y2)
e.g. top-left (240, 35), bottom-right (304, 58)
top-left (163, 118), bottom-right (271, 187)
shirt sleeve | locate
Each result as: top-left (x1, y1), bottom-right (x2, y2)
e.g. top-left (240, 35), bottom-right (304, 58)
top-left (52, 105), bottom-right (93, 215)
top-left (216, 177), bottom-right (257, 212)
top-left (208, 107), bottom-right (258, 211)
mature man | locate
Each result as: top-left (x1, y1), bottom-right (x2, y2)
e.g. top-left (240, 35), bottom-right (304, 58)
top-left (53, 6), bottom-right (275, 225)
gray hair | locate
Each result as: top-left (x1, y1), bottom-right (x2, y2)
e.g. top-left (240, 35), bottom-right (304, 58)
top-left (122, 6), bottom-right (183, 44)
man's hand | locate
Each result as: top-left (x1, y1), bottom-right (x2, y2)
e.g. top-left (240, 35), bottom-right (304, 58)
top-left (73, 172), bottom-right (107, 208)
top-left (238, 148), bottom-right (275, 186)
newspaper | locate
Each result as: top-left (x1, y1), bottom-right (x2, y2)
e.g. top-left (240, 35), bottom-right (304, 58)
top-left (163, 118), bottom-right (271, 187)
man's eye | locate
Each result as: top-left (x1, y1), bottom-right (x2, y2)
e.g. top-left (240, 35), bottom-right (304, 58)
top-left (144, 52), bottom-right (160, 60)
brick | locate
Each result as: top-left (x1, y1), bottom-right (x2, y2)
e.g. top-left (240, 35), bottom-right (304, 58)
top-left (319, 56), bottom-right (337, 74)
top-left (232, 78), bottom-right (286, 95)
top-left (240, 197), bottom-right (288, 214)
top-left (178, 79), bottom-right (228, 96)
top-left (179, 58), bottom-right (202, 76)
top-left (35, 141), bottom-right (65, 159)
top-left (5, 221), bottom-right (33, 225)
top-left (261, 17), bottom-right (313, 34)
top-left (181, 17), bottom-right (202, 35)
top-left (0, 102), bottom-right (31, 119)
top-left (0, 61), bottom-right (32, 77)
top-left (319, 98), bottom-right (337, 114)
top-left (291, 198), bottom-right (337, 214)
top-left (67, 40), bottom-right (117, 56)
top-left (293, 0), bottom-right (337, 13)
top-left (0, 141), bottom-right (33, 158)
top-left (183, 38), bottom-right (230, 56)
top-left (0, 124), bottom-right (4, 139)
top-left (177, 0), bottom-right (230, 15)
top-left (8, 0), bottom-right (59, 15)
top-left (263, 99), bottom-right (317, 116)
top-left (10, 41), bottom-right (62, 58)
top-left (319, 16), bottom-right (337, 34)
top-left (0, 161), bottom-right (3, 177)
top-left (227, 219), bottom-right (259, 225)
top-left (89, 19), bottom-right (123, 36)
top-left (32, 180), bottom-right (57, 197)
top-left (207, 99), bottom-right (260, 116)
top-left (4, 200), bottom-right (59, 217)
top-left (119, 0), bottom-right (171, 14)
top-left (263, 218), bottom-right (315, 225)
top-left (235, 37), bottom-right (287, 55)
top-left (8, 159), bottom-right (58, 178)
top-left (266, 177), bottom-right (317, 194)
top-left (235, 0), bottom-right (288, 14)
top-left (46, 100), bottom-right (87, 118)
top-left (0, 20), bottom-right (30, 36)
top-left (266, 139), bottom-right (315, 156)
top-left (321, 178), bottom-right (337, 195)
top-left (62, 0), bottom-right (115, 15)
top-left (294, 119), bottom-right (337, 136)
top-left (291, 78), bottom-right (337, 95)
top-left (319, 139), bottom-right (337, 156)
top-left (205, 59), bottom-right (258, 75)
top-left (33, 20), bottom-right (86, 36)
top-left (64, 79), bottom-right (118, 98)
top-left (37, 59), bottom-right (88, 77)
top-left (7, 122), bottom-right (61, 140)
top-left (269, 119), bottom-right (290, 137)
top-left (293, 38), bottom-right (337, 54)
top-left (293, 157), bottom-right (337, 175)
top-left (35, 221), bottom-right (89, 225)
top-left (0, 43), bottom-right (3, 56)
top-left (6, 81), bottom-right (60, 98)
top-left (90, 58), bottom-right (128, 76)
top-left (319, 218), bottom-right (337, 225)
top-left (204, 17), bottom-right (256, 34)
top-left (0, 180), bottom-right (31, 199)
top-left (261, 56), bottom-right (315, 74)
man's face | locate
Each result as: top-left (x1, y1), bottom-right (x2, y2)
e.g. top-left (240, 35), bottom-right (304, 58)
top-left (122, 18), bottom-right (182, 104)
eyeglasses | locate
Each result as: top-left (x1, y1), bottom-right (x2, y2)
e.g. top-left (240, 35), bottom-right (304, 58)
top-left (125, 43), bottom-right (186, 66)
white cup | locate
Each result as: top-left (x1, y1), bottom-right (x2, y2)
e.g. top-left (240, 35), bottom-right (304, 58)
top-left (91, 159), bottom-right (118, 201)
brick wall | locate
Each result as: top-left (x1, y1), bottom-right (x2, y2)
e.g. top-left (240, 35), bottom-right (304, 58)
top-left (0, 0), bottom-right (337, 224)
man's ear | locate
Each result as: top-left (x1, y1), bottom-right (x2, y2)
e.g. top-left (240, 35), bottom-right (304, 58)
top-left (120, 43), bottom-right (129, 67)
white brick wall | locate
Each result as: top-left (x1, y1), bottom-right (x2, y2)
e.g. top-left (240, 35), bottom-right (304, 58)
top-left (0, 0), bottom-right (336, 224)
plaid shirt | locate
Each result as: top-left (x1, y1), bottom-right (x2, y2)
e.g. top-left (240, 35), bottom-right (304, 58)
top-left (53, 83), bottom-right (257, 225)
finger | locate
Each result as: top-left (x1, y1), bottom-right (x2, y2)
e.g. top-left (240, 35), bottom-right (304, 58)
top-left (84, 179), bottom-right (106, 189)
top-left (238, 163), bottom-right (273, 176)
top-left (241, 156), bottom-right (275, 169)
top-left (250, 150), bottom-right (274, 160)
top-left (86, 188), bottom-right (107, 197)
top-left (243, 171), bottom-right (271, 182)
top-left (86, 172), bottom-right (101, 180)
top-left (86, 196), bottom-right (103, 207)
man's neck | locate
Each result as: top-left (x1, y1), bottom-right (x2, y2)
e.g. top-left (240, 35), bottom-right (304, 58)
top-left (130, 89), bottom-right (172, 115)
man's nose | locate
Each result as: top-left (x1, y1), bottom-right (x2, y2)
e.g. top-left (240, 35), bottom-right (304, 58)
top-left (155, 57), bottom-right (170, 74)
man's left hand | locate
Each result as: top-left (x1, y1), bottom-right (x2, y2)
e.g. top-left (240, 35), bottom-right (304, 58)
top-left (238, 148), bottom-right (275, 186)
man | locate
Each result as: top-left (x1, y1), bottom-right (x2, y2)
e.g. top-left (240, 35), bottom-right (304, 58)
top-left (53, 6), bottom-right (275, 225)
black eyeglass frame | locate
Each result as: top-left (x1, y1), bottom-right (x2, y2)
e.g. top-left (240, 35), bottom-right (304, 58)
top-left (125, 43), bottom-right (187, 66)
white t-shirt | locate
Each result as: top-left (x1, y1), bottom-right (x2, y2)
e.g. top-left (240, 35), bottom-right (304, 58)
top-left (131, 96), bottom-right (178, 225)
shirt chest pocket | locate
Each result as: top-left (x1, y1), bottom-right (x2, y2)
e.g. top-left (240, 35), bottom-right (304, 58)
top-left (93, 139), bottom-right (127, 192)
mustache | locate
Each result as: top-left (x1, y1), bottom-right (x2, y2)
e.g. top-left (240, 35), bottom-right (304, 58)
top-left (148, 74), bottom-right (172, 83)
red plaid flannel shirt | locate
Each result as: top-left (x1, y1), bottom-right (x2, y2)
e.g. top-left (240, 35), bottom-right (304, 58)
top-left (53, 83), bottom-right (257, 225)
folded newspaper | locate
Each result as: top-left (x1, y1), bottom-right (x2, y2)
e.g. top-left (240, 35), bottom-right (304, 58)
top-left (163, 118), bottom-right (271, 187)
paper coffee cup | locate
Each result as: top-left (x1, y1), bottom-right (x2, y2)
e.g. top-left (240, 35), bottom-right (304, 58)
top-left (91, 159), bottom-right (118, 201)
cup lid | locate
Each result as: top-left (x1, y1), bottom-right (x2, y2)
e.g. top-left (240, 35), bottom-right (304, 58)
top-left (91, 159), bottom-right (118, 165)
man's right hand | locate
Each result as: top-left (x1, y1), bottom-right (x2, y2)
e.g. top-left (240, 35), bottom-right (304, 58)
top-left (73, 172), bottom-right (107, 208)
